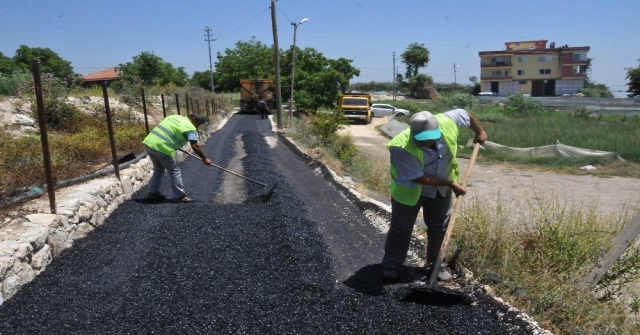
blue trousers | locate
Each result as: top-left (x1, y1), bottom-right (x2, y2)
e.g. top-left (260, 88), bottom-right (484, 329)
top-left (145, 145), bottom-right (185, 198)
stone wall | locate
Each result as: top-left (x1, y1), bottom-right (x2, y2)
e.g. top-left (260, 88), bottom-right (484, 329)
top-left (0, 112), bottom-right (230, 304)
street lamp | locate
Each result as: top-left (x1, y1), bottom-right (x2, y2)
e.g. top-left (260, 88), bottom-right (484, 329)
top-left (288, 17), bottom-right (309, 126)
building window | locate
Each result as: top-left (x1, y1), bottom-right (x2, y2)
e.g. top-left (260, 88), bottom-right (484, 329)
top-left (539, 69), bottom-right (551, 75)
top-left (573, 66), bottom-right (586, 74)
top-left (518, 56), bottom-right (526, 63)
top-left (491, 70), bottom-right (502, 76)
top-left (538, 56), bottom-right (552, 62)
top-left (517, 70), bottom-right (525, 75)
top-left (519, 81), bottom-right (527, 85)
top-left (515, 43), bottom-right (520, 47)
top-left (573, 53), bottom-right (587, 61)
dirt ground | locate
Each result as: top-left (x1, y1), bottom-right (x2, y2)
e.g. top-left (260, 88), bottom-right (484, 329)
top-left (340, 116), bottom-right (640, 219)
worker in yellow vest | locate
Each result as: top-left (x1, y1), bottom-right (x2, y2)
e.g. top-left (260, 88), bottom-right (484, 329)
top-left (381, 109), bottom-right (487, 282)
top-left (142, 113), bottom-right (213, 203)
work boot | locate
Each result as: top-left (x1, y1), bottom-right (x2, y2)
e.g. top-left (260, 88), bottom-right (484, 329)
top-left (146, 192), bottom-right (166, 202)
top-left (175, 194), bottom-right (194, 203)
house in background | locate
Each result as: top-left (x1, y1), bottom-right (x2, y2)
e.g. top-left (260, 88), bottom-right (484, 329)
top-left (82, 67), bottom-right (121, 87)
top-left (479, 40), bottom-right (590, 96)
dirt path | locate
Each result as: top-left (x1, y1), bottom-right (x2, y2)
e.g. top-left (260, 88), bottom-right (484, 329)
top-left (340, 117), bottom-right (640, 218)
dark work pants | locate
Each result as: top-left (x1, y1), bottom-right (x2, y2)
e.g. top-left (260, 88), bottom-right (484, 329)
top-left (381, 190), bottom-right (452, 269)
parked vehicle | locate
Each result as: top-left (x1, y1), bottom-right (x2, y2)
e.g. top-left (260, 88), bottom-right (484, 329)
top-left (339, 93), bottom-right (372, 124)
top-left (239, 79), bottom-right (274, 114)
top-left (370, 104), bottom-right (410, 118)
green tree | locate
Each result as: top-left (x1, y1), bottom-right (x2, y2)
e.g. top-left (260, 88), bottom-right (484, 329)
top-left (401, 43), bottom-right (430, 79)
top-left (119, 51), bottom-right (187, 86)
top-left (214, 37), bottom-right (274, 92)
top-left (283, 47), bottom-right (359, 111)
top-left (190, 70), bottom-right (214, 91)
top-left (407, 73), bottom-right (433, 97)
top-left (12, 45), bottom-right (73, 78)
top-left (0, 52), bottom-right (20, 75)
top-left (625, 59), bottom-right (640, 97)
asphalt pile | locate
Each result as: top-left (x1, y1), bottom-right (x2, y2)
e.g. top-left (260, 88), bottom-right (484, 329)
top-left (0, 130), bottom-right (517, 334)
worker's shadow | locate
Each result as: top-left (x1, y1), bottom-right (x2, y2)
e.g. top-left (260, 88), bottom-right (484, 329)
top-left (342, 264), bottom-right (428, 296)
top-left (131, 198), bottom-right (204, 204)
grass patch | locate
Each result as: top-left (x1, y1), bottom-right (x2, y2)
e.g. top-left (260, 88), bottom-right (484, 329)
top-left (454, 191), bottom-right (640, 334)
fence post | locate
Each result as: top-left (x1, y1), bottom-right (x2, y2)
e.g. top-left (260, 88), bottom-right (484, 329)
top-left (161, 93), bottom-right (166, 118)
top-left (185, 93), bottom-right (190, 114)
top-left (141, 87), bottom-right (150, 134)
top-left (101, 81), bottom-right (121, 181)
top-left (175, 93), bottom-right (180, 115)
top-left (205, 100), bottom-right (209, 117)
top-left (196, 99), bottom-right (200, 113)
top-left (31, 61), bottom-right (56, 214)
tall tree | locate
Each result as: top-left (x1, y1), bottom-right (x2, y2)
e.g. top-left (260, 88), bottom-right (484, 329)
top-left (625, 59), bottom-right (640, 97)
top-left (119, 51), bottom-right (187, 86)
top-left (401, 43), bottom-right (430, 79)
top-left (12, 45), bottom-right (73, 78)
top-left (214, 37), bottom-right (275, 92)
top-left (190, 70), bottom-right (214, 91)
top-left (0, 52), bottom-right (19, 75)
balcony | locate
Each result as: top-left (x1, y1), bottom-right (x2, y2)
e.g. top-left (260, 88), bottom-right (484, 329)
top-left (481, 61), bottom-right (513, 67)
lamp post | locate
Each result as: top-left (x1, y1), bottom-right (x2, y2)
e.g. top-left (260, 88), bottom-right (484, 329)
top-left (288, 18), bottom-right (308, 127)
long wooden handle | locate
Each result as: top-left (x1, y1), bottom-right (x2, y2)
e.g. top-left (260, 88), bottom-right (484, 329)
top-left (429, 142), bottom-right (480, 284)
top-left (177, 148), bottom-right (268, 187)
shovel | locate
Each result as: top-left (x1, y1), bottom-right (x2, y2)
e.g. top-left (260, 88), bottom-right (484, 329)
top-left (178, 148), bottom-right (277, 203)
top-left (429, 142), bottom-right (481, 285)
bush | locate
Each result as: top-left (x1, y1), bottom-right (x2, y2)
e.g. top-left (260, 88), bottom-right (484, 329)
top-left (0, 72), bottom-right (31, 95)
top-left (506, 93), bottom-right (542, 116)
top-left (438, 92), bottom-right (476, 110)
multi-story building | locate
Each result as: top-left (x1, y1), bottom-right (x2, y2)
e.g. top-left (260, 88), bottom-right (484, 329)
top-left (479, 40), bottom-right (589, 96)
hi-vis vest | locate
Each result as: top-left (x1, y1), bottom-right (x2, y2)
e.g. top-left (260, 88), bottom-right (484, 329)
top-left (387, 114), bottom-right (460, 206)
top-left (142, 115), bottom-right (196, 156)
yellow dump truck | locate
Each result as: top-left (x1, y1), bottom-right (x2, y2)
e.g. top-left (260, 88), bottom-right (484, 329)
top-left (339, 93), bottom-right (372, 124)
top-left (239, 79), bottom-right (274, 114)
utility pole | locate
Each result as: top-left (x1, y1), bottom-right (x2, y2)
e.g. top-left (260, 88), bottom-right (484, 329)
top-left (453, 62), bottom-right (459, 84)
top-left (204, 27), bottom-right (218, 93)
top-left (271, 0), bottom-right (283, 129)
top-left (392, 52), bottom-right (396, 101)
top-left (288, 18), bottom-right (308, 127)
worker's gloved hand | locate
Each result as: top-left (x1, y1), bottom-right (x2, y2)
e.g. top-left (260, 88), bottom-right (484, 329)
top-left (203, 158), bottom-right (213, 166)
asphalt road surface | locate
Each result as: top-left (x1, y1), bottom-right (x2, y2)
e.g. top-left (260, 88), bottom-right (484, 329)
top-left (0, 114), bottom-right (538, 334)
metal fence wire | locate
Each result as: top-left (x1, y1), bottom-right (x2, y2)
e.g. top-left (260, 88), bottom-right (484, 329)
top-left (0, 62), bottom-right (226, 212)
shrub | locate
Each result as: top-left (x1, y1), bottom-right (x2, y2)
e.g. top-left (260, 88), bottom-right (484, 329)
top-left (506, 93), bottom-right (542, 116)
top-left (0, 72), bottom-right (31, 95)
top-left (438, 92), bottom-right (476, 110)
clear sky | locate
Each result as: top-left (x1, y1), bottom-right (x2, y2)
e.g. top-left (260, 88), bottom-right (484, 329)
top-left (1, 0), bottom-right (638, 93)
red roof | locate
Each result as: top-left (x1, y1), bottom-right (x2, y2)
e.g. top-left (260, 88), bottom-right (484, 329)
top-left (82, 68), bottom-right (121, 82)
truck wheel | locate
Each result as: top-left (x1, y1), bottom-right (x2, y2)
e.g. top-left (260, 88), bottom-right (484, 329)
top-left (366, 114), bottom-right (373, 124)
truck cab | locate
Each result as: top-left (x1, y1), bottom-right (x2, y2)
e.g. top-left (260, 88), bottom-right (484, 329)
top-left (339, 93), bottom-right (372, 124)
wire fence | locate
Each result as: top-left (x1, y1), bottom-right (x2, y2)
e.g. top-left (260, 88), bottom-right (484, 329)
top-left (478, 96), bottom-right (640, 115)
top-left (0, 61), bottom-right (229, 213)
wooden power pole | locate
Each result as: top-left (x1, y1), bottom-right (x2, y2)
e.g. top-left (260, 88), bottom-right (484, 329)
top-left (270, 0), bottom-right (283, 129)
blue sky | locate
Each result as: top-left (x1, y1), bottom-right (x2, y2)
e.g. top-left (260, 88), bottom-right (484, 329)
top-left (1, 0), bottom-right (638, 94)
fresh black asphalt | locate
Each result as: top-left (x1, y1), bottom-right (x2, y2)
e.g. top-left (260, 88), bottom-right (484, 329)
top-left (0, 114), bottom-right (532, 334)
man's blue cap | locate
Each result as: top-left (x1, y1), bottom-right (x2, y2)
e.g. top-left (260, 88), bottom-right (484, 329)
top-left (410, 111), bottom-right (441, 141)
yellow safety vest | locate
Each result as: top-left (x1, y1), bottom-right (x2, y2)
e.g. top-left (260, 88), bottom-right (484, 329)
top-left (142, 115), bottom-right (196, 156)
top-left (387, 114), bottom-right (460, 205)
